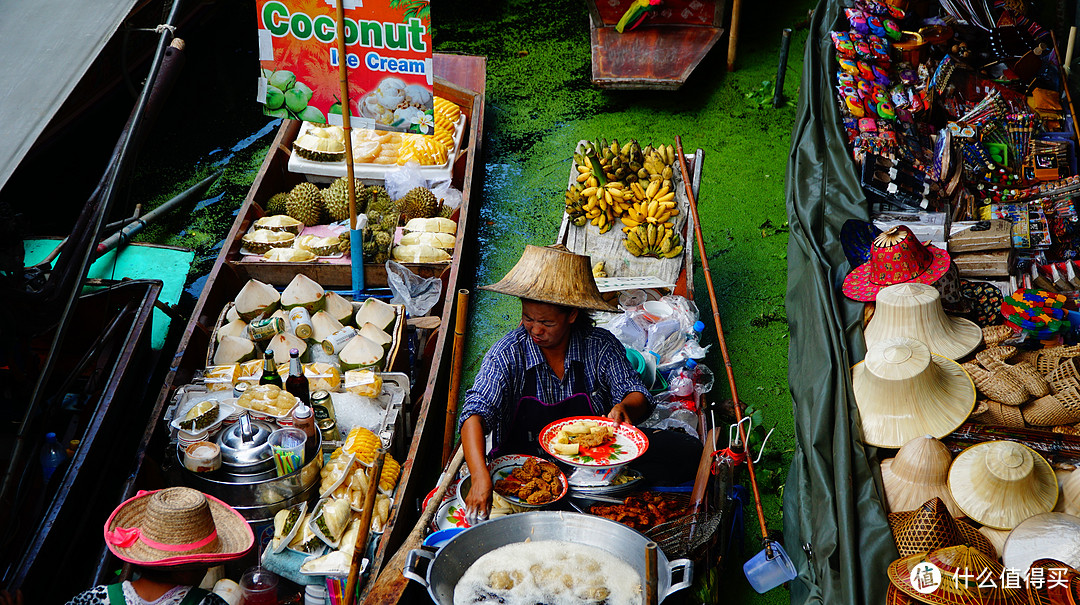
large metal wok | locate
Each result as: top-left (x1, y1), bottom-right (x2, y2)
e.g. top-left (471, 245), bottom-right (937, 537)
top-left (404, 511), bottom-right (693, 604)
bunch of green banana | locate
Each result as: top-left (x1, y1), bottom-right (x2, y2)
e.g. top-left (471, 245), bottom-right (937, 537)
top-left (624, 223), bottom-right (683, 259)
top-left (564, 185), bottom-right (588, 227)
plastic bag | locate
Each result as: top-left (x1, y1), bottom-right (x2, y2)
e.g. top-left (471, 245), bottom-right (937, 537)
top-left (383, 162), bottom-right (426, 201)
top-left (606, 309), bottom-right (648, 350)
top-left (430, 179), bottom-right (463, 210)
top-left (385, 260), bottom-right (442, 317)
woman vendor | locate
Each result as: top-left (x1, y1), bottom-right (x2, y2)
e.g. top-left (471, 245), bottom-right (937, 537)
top-left (460, 244), bottom-right (702, 520)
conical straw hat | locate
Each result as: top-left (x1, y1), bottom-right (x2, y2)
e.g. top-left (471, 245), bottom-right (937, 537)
top-left (1025, 558), bottom-right (1080, 605)
top-left (887, 497), bottom-right (997, 558)
top-left (887, 545), bottom-right (1028, 605)
top-left (852, 337), bottom-right (976, 448)
top-left (1058, 471), bottom-right (1080, 517)
top-left (880, 436), bottom-right (962, 516)
top-left (1003, 512), bottom-right (1080, 575)
top-left (479, 244), bottom-right (619, 313)
top-left (947, 441), bottom-right (1058, 530)
top-left (977, 526), bottom-right (1011, 556)
top-left (865, 283), bottom-right (983, 360)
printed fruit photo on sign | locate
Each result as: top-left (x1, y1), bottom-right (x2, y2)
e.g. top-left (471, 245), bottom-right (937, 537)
top-left (255, 0), bottom-right (433, 131)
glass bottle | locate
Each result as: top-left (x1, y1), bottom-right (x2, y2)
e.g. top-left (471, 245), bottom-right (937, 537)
top-left (259, 349), bottom-right (283, 388)
top-left (285, 348), bottom-right (309, 405)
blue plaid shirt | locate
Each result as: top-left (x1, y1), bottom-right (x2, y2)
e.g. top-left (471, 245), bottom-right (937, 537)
top-left (460, 325), bottom-right (651, 452)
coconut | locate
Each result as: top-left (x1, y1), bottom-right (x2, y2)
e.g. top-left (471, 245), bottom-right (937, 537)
top-left (234, 279), bottom-right (280, 321)
top-left (359, 322), bottom-right (392, 348)
top-left (338, 334), bottom-right (384, 371)
top-left (226, 306), bottom-right (241, 323)
top-left (214, 335), bottom-right (256, 365)
top-left (355, 298), bottom-right (395, 331)
top-left (311, 311), bottom-right (345, 343)
top-left (266, 332), bottom-right (307, 364)
top-left (324, 291), bottom-right (354, 326)
top-left (280, 274), bottom-right (326, 314)
top-left (216, 319), bottom-right (249, 343)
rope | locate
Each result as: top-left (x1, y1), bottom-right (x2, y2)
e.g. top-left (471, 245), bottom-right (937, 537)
top-left (714, 447), bottom-right (747, 467)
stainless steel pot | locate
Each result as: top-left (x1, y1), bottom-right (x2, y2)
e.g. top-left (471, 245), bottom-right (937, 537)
top-left (217, 413), bottom-right (275, 473)
top-left (404, 511), bottom-right (693, 604)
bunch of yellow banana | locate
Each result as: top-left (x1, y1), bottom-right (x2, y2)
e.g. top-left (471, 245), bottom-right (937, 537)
top-left (580, 182), bottom-right (633, 233)
top-left (592, 261), bottom-right (607, 278)
top-left (638, 144), bottom-right (676, 191)
top-left (622, 181), bottom-right (678, 230)
top-left (624, 223), bottom-right (683, 258)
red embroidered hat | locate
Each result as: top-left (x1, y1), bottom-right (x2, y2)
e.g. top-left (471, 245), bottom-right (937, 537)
top-left (842, 226), bottom-right (951, 302)
top-left (104, 487), bottom-right (253, 566)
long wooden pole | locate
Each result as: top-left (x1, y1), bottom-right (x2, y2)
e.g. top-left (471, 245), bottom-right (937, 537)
top-left (344, 449), bottom-right (386, 605)
top-left (442, 289), bottom-right (470, 467)
top-left (674, 136), bottom-right (771, 553)
top-left (334, 0), bottom-right (357, 224)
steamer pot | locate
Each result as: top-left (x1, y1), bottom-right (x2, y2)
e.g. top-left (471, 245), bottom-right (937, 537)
top-left (404, 511), bottom-right (693, 604)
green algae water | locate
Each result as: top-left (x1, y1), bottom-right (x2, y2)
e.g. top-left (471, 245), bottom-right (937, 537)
top-left (31, 0), bottom-right (814, 601)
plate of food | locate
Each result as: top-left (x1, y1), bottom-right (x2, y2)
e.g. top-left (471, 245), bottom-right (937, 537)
top-left (490, 454), bottom-right (568, 508)
top-left (539, 416), bottom-right (649, 468)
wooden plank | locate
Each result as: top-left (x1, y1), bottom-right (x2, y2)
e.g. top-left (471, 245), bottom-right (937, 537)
top-left (591, 20), bottom-right (725, 90)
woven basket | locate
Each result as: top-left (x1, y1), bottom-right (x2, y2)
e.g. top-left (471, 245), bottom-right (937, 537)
top-left (1003, 361), bottom-right (1050, 398)
top-left (1052, 424), bottom-right (1080, 437)
top-left (1049, 358), bottom-right (1080, 384)
top-left (1043, 344), bottom-right (1080, 358)
top-left (1034, 352), bottom-right (1063, 377)
top-left (976, 346), bottom-right (1017, 365)
top-left (1020, 388), bottom-right (1080, 427)
top-left (970, 399), bottom-right (1025, 428)
top-left (887, 497), bottom-right (996, 558)
top-left (964, 362), bottom-right (1030, 406)
top-left (982, 324), bottom-right (1015, 348)
top-left (1051, 375), bottom-right (1080, 394)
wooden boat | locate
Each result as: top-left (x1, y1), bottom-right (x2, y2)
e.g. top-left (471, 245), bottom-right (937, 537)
top-left (2, 279), bottom-right (164, 603)
top-left (587, 0), bottom-right (726, 90)
top-left (96, 53), bottom-right (487, 598)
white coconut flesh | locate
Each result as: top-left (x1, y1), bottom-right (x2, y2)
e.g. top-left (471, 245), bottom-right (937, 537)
top-left (234, 279), bottom-right (280, 320)
top-left (214, 335), bottom-right (256, 365)
top-left (359, 322), bottom-right (392, 347)
top-left (225, 306), bottom-right (241, 322)
top-left (355, 298), bottom-right (395, 331)
top-left (215, 318), bottom-right (249, 343)
top-left (324, 291), bottom-right (355, 326)
top-left (267, 332), bottom-right (307, 364)
top-left (280, 274), bottom-right (326, 313)
top-left (311, 311), bottom-right (344, 343)
top-left (338, 334), bottom-right (384, 370)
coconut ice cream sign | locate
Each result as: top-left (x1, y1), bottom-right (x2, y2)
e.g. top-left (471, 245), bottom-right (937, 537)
top-left (255, 0), bottom-right (433, 132)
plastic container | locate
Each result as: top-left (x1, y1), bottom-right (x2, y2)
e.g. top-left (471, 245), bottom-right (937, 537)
top-left (239, 567), bottom-right (278, 605)
top-left (40, 432), bottom-right (66, 482)
top-left (304, 583), bottom-right (328, 605)
top-left (268, 428), bottom-right (307, 477)
top-left (744, 541), bottom-right (798, 593)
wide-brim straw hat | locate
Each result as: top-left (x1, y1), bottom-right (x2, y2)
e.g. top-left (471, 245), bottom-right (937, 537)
top-left (104, 487), bottom-right (253, 566)
top-left (852, 337), bottom-right (976, 448)
top-left (479, 244), bottom-right (619, 313)
top-left (880, 435), bottom-right (962, 516)
top-left (865, 283), bottom-right (983, 360)
top-left (887, 545), bottom-right (1028, 605)
top-left (947, 441), bottom-right (1058, 530)
top-left (1003, 513), bottom-right (1080, 576)
top-left (842, 225), bottom-right (951, 302)
top-left (1026, 558), bottom-right (1080, 605)
top-left (887, 497), bottom-right (997, 558)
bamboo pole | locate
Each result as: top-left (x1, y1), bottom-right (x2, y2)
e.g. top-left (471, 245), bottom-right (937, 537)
top-left (674, 136), bottom-right (771, 553)
top-left (344, 449), bottom-right (386, 605)
top-left (726, 0), bottom-right (742, 71)
top-left (1051, 32), bottom-right (1080, 146)
top-left (442, 289), bottom-right (470, 467)
top-left (335, 0), bottom-right (365, 295)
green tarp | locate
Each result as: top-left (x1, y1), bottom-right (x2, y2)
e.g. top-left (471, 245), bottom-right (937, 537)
top-left (782, 1), bottom-right (899, 603)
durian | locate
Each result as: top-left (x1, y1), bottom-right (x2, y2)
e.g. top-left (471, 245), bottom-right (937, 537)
top-left (178, 400), bottom-right (220, 431)
top-left (397, 187), bottom-right (439, 222)
top-left (337, 231), bottom-right (351, 254)
top-left (293, 133), bottom-right (346, 162)
top-left (265, 192), bottom-right (289, 216)
top-left (368, 186), bottom-right (393, 213)
top-left (254, 215), bottom-right (304, 235)
top-left (322, 177), bottom-right (365, 222)
top-left (242, 229), bottom-right (295, 254)
top-left (439, 204), bottom-right (455, 219)
top-left (286, 182), bottom-right (324, 226)
top-left (262, 248), bottom-right (316, 262)
top-left (296, 234), bottom-right (342, 257)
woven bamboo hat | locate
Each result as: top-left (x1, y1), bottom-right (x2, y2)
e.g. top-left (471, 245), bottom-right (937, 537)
top-left (865, 283), bottom-right (983, 360)
top-left (1025, 558), bottom-right (1080, 605)
top-left (880, 436), bottom-right (962, 516)
top-left (104, 487), bottom-right (253, 566)
top-left (1003, 513), bottom-right (1080, 576)
top-left (887, 545), bottom-right (1028, 605)
top-left (842, 226), bottom-right (951, 302)
top-left (947, 441), bottom-right (1058, 530)
top-left (480, 244), bottom-right (619, 313)
top-left (852, 337), bottom-right (976, 448)
top-left (888, 497), bottom-right (997, 558)
top-left (978, 526), bottom-right (1011, 557)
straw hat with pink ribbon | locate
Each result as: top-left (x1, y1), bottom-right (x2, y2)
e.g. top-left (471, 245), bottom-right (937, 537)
top-left (104, 487), bottom-right (253, 566)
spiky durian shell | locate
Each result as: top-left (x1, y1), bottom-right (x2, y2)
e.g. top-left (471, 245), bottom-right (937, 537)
top-left (286, 182), bottom-right (323, 226)
top-left (323, 177), bottom-right (365, 222)
top-left (397, 187), bottom-right (438, 223)
top-left (265, 192), bottom-right (289, 216)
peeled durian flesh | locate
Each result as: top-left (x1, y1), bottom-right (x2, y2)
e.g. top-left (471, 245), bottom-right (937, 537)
top-left (391, 244), bottom-right (451, 263)
top-left (399, 231), bottom-right (455, 249)
top-left (179, 400), bottom-right (220, 431)
top-left (262, 248), bottom-right (316, 262)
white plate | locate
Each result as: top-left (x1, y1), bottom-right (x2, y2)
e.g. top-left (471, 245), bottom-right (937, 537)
top-left (170, 399), bottom-right (237, 435)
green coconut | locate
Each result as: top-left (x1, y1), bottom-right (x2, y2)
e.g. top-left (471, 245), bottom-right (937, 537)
top-left (214, 335), bottom-right (256, 365)
top-left (280, 274), bottom-right (326, 314)
top-left (225, 306), bottom-right (241, 323)
top-left (324, 291), bottom-right (354, 326)
top-left (215, 318), bottom-right (249, 344)
top-left (311, 311), bottom-right (344, 343)
top-left (359, 322), bottom-right (392, 348)
top-left (337, 334), bottom-right (384, 371)
top-left (354, 298), bottom-right (395, 331)
top-left (266, 332), bottom-right (307, 365)
top-left (234, 279), bottom-right (280, 321)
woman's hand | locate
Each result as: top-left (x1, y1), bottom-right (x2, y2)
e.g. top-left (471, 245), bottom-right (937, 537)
top-left (463, 471), bottom-right (493, 525)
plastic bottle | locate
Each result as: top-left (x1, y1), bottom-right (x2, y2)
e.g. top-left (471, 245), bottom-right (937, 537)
top-left (669, 359), bottom-right (698, 398)
top-left (40, 432), bottom-right (66, 482)
top-left (292, 402), bottom-right (316, 439)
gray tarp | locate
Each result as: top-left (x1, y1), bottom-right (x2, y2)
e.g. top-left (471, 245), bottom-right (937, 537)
top-left (783, 0), bottom-right (900, 603)
top-left (0, 0), bottom-right (139, 191)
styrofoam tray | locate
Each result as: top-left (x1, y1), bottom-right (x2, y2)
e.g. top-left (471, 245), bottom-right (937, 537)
top-left (239, 224), bottom-right (347, 259)
top-left (287, 113), bottom-right (466, 183)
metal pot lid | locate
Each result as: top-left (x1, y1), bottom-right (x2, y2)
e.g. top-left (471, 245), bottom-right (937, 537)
top-left (217, 413), bottom-right (275, 465)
